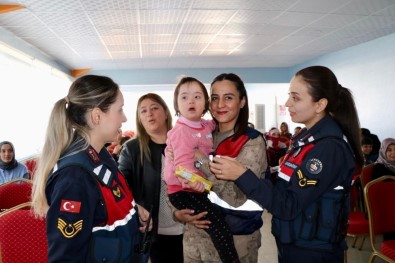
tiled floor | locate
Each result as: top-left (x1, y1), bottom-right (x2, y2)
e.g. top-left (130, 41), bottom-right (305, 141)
top-left (257, 210), bottom-right (386, 263)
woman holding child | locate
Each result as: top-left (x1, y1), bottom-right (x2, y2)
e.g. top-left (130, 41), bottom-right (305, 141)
top-left (174, 73), bottom-right (268, 263)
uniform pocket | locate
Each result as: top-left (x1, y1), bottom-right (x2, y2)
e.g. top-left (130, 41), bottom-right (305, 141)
top-left (90, 237), bottom-right (121, 263)
top-left (298, 202), bottom-right (318, 240)
top-left (316, 192), bottom-right (342, 242)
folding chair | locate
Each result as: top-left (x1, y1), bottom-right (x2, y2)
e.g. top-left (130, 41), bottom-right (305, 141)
top-left (0, 202), bottom-right (48, 263)
top-left (0, 178), bottom-right (32, 212)
top-left (364, 176), bottom-right (395, 263)
top-left (24, 158), bottom-right (38, 179)
top-left (347, 163), bottom-right (374, 250)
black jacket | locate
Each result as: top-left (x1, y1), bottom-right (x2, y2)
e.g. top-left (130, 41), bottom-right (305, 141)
top-left (372, 163), bottom-right (395, 180)
top-left (118, 138), bottom-right (165, 237)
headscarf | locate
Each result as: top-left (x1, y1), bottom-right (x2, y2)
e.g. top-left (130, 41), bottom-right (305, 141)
top-left (375, 138), bottom-right (395, 173)
top-left (0, 141), bottom-right (18, 170)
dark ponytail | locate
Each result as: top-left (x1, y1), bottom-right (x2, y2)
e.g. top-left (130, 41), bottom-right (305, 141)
top-left (295, 66), bottom-right (363, 166)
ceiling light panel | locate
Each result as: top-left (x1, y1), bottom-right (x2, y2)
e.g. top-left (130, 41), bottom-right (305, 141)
top-left (49, 25), bottom-right (98, 37)
top-left (140, 24), bottom-right (182, 34)
top-left (271, 12), bottom-right (325, 27)
top-left (36, 11), bottom-right (91, 26)
top-left (220, 23), bottom-right (266, 35)
top-left (141, 34), bottom-right (178, 43)
top-left (288, 0), bottom-right (349, 13)
top-left (185, 10), bottom-right (236, 24)
top-left (81, 0), bottom-right (137, 11)
top-left (18, 0), bottom-right (84, 12)
top-left (309, 14), bottom-right (364, 28)
top-left (95, 25), bottom-right (139, 35)
top-left (192, 0), bottom-right (297, 11)
top-left (101, 35), bottom-right (139, 45)
top-left (87, 10), bottom-right (136, 26)
top-left (231, 10), bottom-right (282, 24)
top-left (111, 51), bottom-right (140, 59)
top-left (178, 34), bottom-right (213, 43)
top-left (139, 0), bottom-right (191, 9)
top-left (336, 0), bottom-right (395, 15)
top-left (181, 24), bottom-right (223, 34)
top-left (107, 45), bottom-right (139, 52)
top-left (138, 10), bottom-right (186, 24)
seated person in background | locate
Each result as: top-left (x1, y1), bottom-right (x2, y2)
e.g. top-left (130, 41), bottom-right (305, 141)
top-left (372, 137), bottom-right (395, 180)
top-left (372, 137), bottom-right (395, 241)
top-left (106, 129), bottom-right (131, 161)
top-left (111, 136), bottom-right (131, 161)
top-left (279, 121), bottom-right (292, 140)
top-left (0, 141), bottom-right (29, 184)
top-left (361, 128), bottom-right (381, 157)
top-left (361, 136), bottom-right (378, 165)
top-left (266, 128), bottom-right (288, 167)
top-left (106, 128), bottom-right (123, 154)
top-left (266, 128), bottom-right (289, 183)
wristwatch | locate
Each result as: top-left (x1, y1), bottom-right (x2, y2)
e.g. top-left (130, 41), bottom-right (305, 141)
top-left (194, 157), bottom-right (205, 169)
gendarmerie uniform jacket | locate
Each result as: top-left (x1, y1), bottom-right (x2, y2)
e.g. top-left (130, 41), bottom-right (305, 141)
top-left (46, 143), bottom-right (138, 263)
top-left (235, 115), bottom-right (355, 251)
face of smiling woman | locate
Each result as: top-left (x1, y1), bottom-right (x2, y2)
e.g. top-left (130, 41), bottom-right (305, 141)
top-left (210, 79), bottom-right (245, 132)
top-left (285, 75), bottom-right (327, 130)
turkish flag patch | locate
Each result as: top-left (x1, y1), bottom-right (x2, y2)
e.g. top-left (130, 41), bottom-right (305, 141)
top-left (60, 200), bottom-right (81, 213)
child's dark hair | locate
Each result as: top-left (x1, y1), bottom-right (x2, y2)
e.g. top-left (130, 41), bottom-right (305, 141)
top-left (361, 136), bottom-right (373, 146)
top-left (173, 76), bottom-right (209, 116)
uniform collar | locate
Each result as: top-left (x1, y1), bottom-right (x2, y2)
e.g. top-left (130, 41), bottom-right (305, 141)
top-left (291, 115), bottom-right (344, 149)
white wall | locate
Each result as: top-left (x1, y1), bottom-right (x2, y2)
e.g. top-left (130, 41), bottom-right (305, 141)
top-left (0, 52), bottom-right (71, 159)
top-left (121, 82), bottom-right (296, 136)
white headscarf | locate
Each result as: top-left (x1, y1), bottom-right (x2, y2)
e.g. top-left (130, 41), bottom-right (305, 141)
top-left (375, 138), bottom-right (395, 173)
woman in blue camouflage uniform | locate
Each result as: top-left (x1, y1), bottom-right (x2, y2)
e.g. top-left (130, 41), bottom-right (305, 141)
top-left (213, 66), bottom-right (364, 263)
top-left (32, 75), bottom-right (151, 262)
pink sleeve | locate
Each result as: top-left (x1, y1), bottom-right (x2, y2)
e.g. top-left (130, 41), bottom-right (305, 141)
top-left (163, 126), bottom-right (193, 190)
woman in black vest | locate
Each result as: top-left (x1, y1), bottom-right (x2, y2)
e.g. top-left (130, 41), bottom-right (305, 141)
top-left (118, 93), bottom-right (206, 263)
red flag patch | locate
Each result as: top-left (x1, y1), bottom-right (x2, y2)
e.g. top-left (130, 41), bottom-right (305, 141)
top-left (60, 200), bottom-right (81, 213)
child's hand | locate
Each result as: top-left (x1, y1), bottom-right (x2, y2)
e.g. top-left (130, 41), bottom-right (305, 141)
top-left (183, 181), bottom-right (205, 192)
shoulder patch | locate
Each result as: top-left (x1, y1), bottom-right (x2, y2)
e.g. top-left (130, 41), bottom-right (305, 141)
top-left (306, 158), bottom-right (323, 174)
top-left (57, 218), bottom-right (83, 238)
top-left (60, 200), bottom-right (81, 213)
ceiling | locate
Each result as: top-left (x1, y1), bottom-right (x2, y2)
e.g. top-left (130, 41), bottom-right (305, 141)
top-left (1, 0), bottom-right (395, 71)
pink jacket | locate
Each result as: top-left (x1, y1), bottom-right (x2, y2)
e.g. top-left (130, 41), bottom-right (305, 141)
top-left (164, 116), bottom-right (215, 194)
